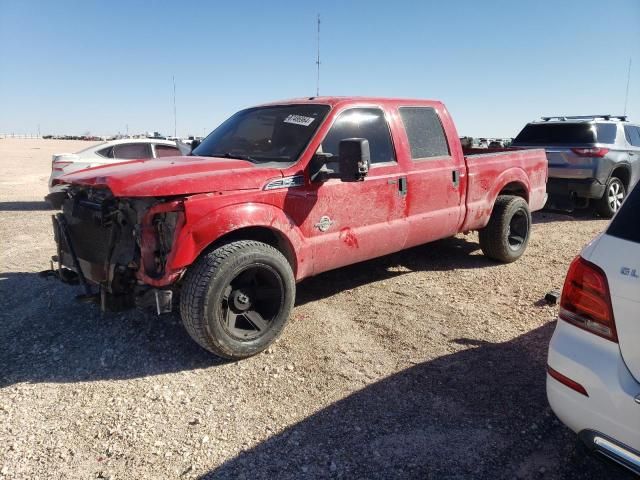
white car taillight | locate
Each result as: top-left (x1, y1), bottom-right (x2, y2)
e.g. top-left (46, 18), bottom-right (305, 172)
top-left (559, 256), bottom-right (617, 342)
top-left (52, 161), bottom-right (73, 172)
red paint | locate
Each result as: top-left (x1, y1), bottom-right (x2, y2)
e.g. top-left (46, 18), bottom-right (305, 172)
top-left (58, 97), bottom-right (548, 287)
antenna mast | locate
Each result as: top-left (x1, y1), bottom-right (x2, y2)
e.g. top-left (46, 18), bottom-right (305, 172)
top-left (623, 58), bottom-right (632, 116)
top-left (173, 75), bottom-right (177, 138)
top-left (316, 14), bottom-right (321, 96)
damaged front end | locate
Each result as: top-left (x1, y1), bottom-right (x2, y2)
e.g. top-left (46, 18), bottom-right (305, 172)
top-left (45, 186), bottom-right (185, 313)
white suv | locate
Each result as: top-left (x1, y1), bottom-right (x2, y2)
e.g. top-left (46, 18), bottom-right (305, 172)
top-left (547, 182), bottom-right (640, 474)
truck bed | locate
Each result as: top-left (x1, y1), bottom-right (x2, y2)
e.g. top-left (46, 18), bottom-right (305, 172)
top-left (461, 148), bottom-right (548, 232)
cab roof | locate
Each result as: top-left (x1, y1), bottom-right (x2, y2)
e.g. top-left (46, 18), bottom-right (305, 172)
top-left (255, 96), bottom-right (444, 109)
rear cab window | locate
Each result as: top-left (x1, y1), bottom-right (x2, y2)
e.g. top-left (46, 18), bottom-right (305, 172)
top-left (398, 107), bottom-right (450, 160)
top-left (608, 182), bottom-right (640, 243)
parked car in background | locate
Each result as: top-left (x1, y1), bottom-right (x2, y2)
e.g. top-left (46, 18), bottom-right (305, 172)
top-left (547, 181), bottom-right (640, 475)
top-left (512, 115), bottom-right (640, 217)
top-left (44, 97), bottom-right (548, 360)
top-left (48, 138), bottom-right (182, 191)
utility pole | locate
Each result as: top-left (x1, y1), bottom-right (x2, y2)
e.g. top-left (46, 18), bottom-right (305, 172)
top-left (623, 57), bottom-right (632, 116)
top-left (315, 14), bottom-right (321, 97)
top-left (173, 75), bottom-right (177, 138)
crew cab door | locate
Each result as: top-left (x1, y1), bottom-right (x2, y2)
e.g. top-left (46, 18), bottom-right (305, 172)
top-left (396, 106), bottom-right (466, 247)
top-left (300, 107), bottom-right (409, 275)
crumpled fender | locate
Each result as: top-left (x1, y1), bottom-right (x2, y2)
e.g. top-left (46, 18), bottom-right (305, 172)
top-left (168, 199), bottom-right (311, 280)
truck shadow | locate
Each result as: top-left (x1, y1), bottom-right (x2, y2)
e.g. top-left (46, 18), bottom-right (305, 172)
top-left (202, 323), bottom-right (632, 480)
top-left (297, 235), bottom-right (490, 305)
top-left (0, 235), bottom-right (492, 387)
top-left (0, 272), bottom-right (222, 388)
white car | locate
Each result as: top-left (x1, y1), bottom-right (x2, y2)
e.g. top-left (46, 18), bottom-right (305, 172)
top-left (547, 181), bottom-right (640, 475)
top-left (48, 138), bottom-right (182, 191)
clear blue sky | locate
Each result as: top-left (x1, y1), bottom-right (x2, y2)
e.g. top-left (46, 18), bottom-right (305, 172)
top-left (1, 0), bottom-right (638, 138)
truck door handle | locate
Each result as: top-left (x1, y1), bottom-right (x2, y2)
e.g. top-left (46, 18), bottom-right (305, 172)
top-left (452, 170), bottom-right (460, 187)
top-left (387, 177), bottom-right (408, 196)
top-left (398, 176), bottom-right (407, 195)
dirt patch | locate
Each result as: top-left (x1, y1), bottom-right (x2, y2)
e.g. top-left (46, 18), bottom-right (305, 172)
top-left (0, 139), bottom-right (632, 479)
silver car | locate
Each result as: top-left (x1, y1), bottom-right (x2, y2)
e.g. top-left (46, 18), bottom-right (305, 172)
top-left (512, 115), bottom-right (640, 218)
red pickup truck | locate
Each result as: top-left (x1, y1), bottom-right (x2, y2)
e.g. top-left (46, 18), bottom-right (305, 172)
top-left (47, 97), bottom-right (547, 359)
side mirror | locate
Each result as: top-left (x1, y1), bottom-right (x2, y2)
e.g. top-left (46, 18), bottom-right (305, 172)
top-left (338, 138), bottom-right (370, 182)
top-left (309, 152), bottom-right (337, 183)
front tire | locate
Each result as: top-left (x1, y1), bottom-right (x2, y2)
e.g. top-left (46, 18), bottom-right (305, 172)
top-left (180, 240), bottom-right (295, 360)
top-left (595, 176), bottom-right (625, 219)
top-left (479, 195), bottom-right (532, 263)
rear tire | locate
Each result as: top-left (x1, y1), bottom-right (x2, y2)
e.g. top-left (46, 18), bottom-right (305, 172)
top-left (595, 176), bottom-right (625, 219)
top-left (479, 195), bottom-right (532, 263)
top-left (180, 240), bottom-right (295, 360)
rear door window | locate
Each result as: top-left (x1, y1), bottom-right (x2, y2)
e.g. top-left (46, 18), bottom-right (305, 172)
top-left (155, 144), bottom-right (181, 157)
top-left (513, 123), bottom-right (596, 145)
top-left (624, 125), bottom-right (640, 147)
top-left (399, 107), bottom-right (450, 160)
top-left (608, 182), bottom-right (640, 243)
top-left (113, 143), bottom-right (152, 159)
top-left (595, 124), bottom-right (617, 144)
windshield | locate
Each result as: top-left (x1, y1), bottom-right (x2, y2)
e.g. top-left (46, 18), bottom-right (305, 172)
top-left (193, 104), bottom-right (330, 164)
top-left (513, 123), bottom-right (598, 145)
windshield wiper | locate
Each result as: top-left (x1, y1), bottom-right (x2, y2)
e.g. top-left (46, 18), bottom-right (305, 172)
top-left (209, 152), bottom-right (257, 162)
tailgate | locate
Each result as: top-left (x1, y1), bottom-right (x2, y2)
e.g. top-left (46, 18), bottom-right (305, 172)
top-left (587, 184), bottom-right (640, 382)
top-left (544, 147), bottom-right (595, 179)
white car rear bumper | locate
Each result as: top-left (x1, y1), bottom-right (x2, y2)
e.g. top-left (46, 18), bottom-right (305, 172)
top-left (547, 319), bottom-right (640, 473)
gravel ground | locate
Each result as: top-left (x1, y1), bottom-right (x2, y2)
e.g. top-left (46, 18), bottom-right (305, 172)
top-left (0, 139), bottom-right (633, 479)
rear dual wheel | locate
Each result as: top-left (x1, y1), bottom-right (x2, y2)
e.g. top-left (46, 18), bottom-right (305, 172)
top-left (180, 240), bottom-right (295, 360)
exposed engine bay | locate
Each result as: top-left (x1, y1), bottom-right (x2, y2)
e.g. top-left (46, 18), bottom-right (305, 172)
top-left (46, 186), bottom-right (183, 312)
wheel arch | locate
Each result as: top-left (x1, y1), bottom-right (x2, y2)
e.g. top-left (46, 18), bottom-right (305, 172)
top-left (461, 167), bottom-right (531, 232)
top-left (169, 202), bottom-right (309, 280)
top-left (609, 164), bottom-right (631, 189)
top-left (205, 226), bottom-right (298, 275)
top-left (497, 181), bottom-right (529, 203)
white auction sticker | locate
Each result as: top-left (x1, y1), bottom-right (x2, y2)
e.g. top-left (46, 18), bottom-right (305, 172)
top-left (283, 114), bottom-right (315, 127)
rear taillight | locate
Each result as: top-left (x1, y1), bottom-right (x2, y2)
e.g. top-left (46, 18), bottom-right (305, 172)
top-left (52, 161), bottom-right (72, 172)
top-left (559, 256), bottom-right (617, 342)
top-left (570, 147), bottom-right (609, 158)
